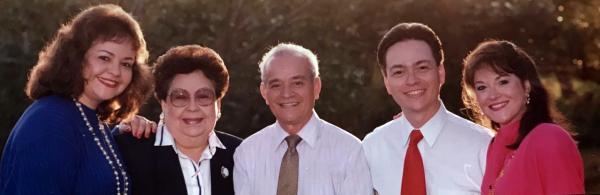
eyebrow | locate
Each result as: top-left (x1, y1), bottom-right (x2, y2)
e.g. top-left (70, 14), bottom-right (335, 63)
top-left (474, 74), bottom-right (509, 84)
top-left (389, 59), bottom-right (433, 69)
top-left (98, 49), bottom-right (135, 61)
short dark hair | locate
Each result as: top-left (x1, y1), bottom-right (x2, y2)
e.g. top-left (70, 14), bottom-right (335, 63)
top-left (461, 40), bottom-right (570, 149)
top-left (153, 45), bottom-right (229, 101)
top-left (25, 4), bottom-right (152, 123)
top-left (376, 22), bottom-right (444, 74)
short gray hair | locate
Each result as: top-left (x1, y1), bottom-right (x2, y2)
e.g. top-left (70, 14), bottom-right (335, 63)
top-left (258, 43), bottom-right (319, 82)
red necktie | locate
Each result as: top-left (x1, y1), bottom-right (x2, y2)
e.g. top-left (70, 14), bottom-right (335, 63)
top-left (401, 130), bottom-right (426, 195)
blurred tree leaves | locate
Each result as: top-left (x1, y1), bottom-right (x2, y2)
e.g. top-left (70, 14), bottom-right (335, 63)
top-left (1, 0), bottom-right (599, 153)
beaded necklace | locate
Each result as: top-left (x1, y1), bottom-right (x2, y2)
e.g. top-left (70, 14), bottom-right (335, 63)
top-left (74, 98), bottom-right (128, 195)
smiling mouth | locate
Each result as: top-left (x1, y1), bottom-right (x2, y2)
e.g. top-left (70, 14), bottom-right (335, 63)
top-left (488, 101), bottom-right (508, 111)
top-left (278, 102), bottom-right (299, 108)
top-left (404, 89), bottom-right (425, 97)
top-left (98, 77), bottom-right (119, 88)
top-left (182, 118), bottom-right (203, 125)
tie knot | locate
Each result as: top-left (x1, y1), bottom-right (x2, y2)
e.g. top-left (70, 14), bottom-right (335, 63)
top-left (285, 135), bottom-right (302, 148)
top-left (409, 130), bottom-right (423, 145)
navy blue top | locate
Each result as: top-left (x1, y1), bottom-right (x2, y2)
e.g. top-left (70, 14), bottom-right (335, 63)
top-left (0, 95), bottom-right (130, 195)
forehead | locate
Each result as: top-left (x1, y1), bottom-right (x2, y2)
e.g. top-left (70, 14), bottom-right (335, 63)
top-left (264, 54), bottom-right (312, 81)
top-left (88, 39), bottom-right (135, 56)
top-left (385, 39), bottom-right (435, 68)
top-left (169, 70), bottom-right (215, 90)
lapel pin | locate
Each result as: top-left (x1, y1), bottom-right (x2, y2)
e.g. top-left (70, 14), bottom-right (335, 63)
top-left (221, 166), bottom-right (229, 178)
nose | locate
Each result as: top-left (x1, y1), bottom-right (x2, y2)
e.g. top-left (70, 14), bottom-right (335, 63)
top-left (107, 62), bottom-right (122, 77)
top-left (487, 86), bottom-right (500, 100)
top-left (185, 98), bottom-right (201, 112)
top-left (281, 85), bottom-right (295, 98)
top-left (405, 70), bottom-right (419, 86)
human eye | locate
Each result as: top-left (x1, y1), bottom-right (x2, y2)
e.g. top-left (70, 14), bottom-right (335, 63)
top-left (121, 62), bottom-right (134, 68)
top-left (195, 89), bottom-right (216, 105)
top-left (391, 69), bottom-right (404, 76)
top-left (499, 79), bottom-right (509, 85)
top-left (269, 82), bottom-right (281, 89)
top-left (475, 85), bottom-right (486, 91)
top-left (293, 81), bottom-right (304, 87)
top-left (99, 55), bottom-right (110, 62)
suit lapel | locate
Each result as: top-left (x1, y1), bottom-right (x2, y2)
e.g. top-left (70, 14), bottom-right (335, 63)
top-left (155, 146), bottom-right (188, 195)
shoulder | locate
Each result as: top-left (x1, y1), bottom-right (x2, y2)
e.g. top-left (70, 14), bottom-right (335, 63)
top-left (10, 96), bottom-right (79, 143)
top-left (114, 133), bottom-right (155, 150)
top-left (239, 124), bottom-right (273, 144)
top-left (318, 119), bottom-right (361, 144)
top-left (524, 123), bottom-right (576, 149)
top-left (443, 111), bottom-right (494, 140)
top-left (363, 118), bottom-right (399, 145)
top-left (215, 131), bottom-right (242, 149)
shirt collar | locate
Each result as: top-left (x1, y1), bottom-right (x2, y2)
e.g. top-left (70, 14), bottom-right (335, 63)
top-left (271, 110), bottom-right (320, 152)
top-left (399, 101), bottom-right (448, 148)
top-left (154, 121), bottom-right (226, 151)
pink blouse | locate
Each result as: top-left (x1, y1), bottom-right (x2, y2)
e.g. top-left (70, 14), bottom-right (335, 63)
top-left (481, 121), bottom-right (585, 195)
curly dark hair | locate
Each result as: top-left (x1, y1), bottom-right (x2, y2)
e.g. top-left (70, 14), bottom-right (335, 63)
top-left (377, 22), bottom-right (444, 75)
top-left (25, 4), bottom-right (152, 123)
top-left (462, 40), bottom-right (570, 149)
top-left (153, 45), bottom-right (229, 102)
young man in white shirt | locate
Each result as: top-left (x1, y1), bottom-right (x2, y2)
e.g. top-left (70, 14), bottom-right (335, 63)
top-left (362, 23), bottom-right (493, 195)
top-left (234, 43), bottom-right (373, 195)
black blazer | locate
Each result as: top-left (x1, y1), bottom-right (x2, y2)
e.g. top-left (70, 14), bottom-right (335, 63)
top-left (115, 131), bottom-right (242, 195)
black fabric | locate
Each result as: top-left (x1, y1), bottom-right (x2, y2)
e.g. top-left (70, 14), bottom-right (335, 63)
top-left (115, 131), bottom-right (242, 195)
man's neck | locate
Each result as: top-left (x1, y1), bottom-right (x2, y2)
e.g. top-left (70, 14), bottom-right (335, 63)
top-left (403, 102), bottom-right (441, 129)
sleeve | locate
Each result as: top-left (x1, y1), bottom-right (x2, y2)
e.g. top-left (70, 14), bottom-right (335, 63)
top-left (233, 143), bottom-right (251, 195)
top-left (1, 107), bottom-right (81, 194)
top-left (530, 125), bottom-right (585, 194)
top-left (340, 144), bottom-right (374, 195)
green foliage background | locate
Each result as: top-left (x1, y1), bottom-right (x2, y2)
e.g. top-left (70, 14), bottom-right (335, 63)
top-left (1, 0), bottom-right (598, 191)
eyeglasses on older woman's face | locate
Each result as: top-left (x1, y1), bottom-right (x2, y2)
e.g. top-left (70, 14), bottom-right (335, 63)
top-left (167, 88), bottom-right (216, 107)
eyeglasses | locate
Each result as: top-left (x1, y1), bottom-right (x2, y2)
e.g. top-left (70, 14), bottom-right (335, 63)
top-left (168, 88), bottom-right (216, 107)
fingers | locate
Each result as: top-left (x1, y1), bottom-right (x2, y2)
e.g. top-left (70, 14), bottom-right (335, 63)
top-left (144, 120), bottom-right (157, 138)
top-left (118, 122), bottom-right (132, 133)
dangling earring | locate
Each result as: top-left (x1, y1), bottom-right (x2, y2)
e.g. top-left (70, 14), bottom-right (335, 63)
top-left (526, 94), bottom-right (530, 105)
top-left (159, 112), bottom-right (165, 124)
top-left (217, 112), bottom-right (222, 119)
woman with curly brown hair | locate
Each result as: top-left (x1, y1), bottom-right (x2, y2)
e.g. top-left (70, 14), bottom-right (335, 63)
top-left (0, 4), bottom-right (152, 194)
top-left (462, 40), bottom-right (584, 194)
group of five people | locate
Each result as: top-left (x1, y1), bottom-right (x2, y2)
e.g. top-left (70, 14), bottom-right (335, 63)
top-left (0, 4), bottom-right (585, 195)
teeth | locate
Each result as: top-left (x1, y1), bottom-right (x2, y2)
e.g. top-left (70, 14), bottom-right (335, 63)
top-left (280, 102), bottom-right (299, 107)
top-left (489, 102), bottom-right (507, 110)
top-left (183, 119), bottom-right (202, 125)
top-left (405, 89), bottom-right (425, 96)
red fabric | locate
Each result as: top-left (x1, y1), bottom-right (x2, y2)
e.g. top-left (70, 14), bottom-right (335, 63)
top-left (481, 121), bottom-right (585, 195)
top-left (401, 130), bottom-right (426, 195)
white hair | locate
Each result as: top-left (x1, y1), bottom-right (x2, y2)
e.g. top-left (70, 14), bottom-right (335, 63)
top-left (258, 43), bottom-right (319, 82)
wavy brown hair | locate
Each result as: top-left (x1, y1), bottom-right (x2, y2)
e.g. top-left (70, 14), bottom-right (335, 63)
top-left (25, 4), bottom-right (152, 123)
top-left (461, 40), bottom-right (569, 149)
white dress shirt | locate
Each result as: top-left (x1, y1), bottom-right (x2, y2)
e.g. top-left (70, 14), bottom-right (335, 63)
top-left (362, 103), bottom-right (493, 195)
top-left (155, 123), bottom-right (226, 195)
top-left (234, 111), bottom-right (373, 195)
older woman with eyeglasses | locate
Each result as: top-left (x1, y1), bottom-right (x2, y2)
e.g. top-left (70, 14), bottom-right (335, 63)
top-left (116, 45), bottom-right (241, 195)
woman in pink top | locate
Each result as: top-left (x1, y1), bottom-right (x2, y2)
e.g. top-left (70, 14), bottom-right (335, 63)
top-left (461, 40), bottom-right (585, 194)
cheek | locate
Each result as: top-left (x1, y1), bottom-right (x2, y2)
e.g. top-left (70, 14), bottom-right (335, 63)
top-left (122, 69), bottom-right (134, 86)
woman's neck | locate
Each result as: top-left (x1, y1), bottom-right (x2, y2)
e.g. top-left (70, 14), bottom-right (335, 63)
top-left (174, 134), bottom-right (210, 163)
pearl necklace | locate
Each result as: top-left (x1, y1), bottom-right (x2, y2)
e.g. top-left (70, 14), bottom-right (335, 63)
top-left (74, 99), bottom-right (128, 195)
